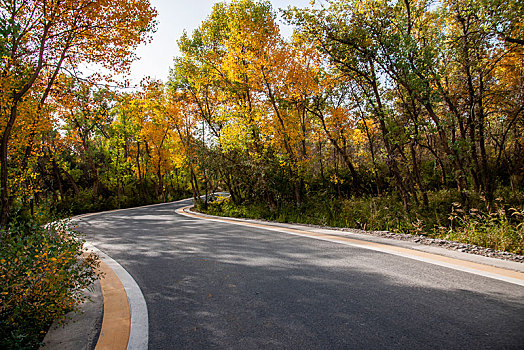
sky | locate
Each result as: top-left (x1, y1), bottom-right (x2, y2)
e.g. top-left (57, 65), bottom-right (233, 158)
top-left (127, 0), bottom-right (313, 85)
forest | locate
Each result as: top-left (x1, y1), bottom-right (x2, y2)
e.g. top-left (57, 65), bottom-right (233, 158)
top-left (0, 0), bottom-right (523, 347)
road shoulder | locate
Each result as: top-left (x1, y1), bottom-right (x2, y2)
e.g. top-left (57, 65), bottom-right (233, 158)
top-left (178, 206), bottom-right (524, 285)
top-left (41, 242), bottom-right (148, 350)
top-left (41, 279), bottom-right (103, 350)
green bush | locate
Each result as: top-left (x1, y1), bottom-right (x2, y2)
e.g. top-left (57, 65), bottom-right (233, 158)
top-left (0, 218), bottom-right (99, 349)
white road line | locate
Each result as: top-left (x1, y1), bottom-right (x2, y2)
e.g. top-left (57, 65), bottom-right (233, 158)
top-left (177, 208), bottom-right (524, 287)
top-left (85, 243), bottom-right (149, 350)
top-left (75, 198), bottom-right (192, 220)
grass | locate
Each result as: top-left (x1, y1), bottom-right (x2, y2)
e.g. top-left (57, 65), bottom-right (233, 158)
top-left (198, 189), bottom-right (524, 255)
top-left (441, 202), bottom-right (524, 254)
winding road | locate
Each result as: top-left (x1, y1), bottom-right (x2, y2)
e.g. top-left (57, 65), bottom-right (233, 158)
top-left (76, 199), bottom-right (524, 349)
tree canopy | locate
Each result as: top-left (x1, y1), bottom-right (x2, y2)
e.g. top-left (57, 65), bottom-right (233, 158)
top-left (0, 0), bottom-right (522, 247)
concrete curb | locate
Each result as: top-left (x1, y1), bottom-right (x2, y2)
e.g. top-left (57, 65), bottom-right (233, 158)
top-left (177, 205), bottom-right (524, 287)
top-left (94, 254), bottom-right (130, 350)
top-left (41, 243), bottom-right (148, 350)
top-left (86, 244), bottom-right (149, 350)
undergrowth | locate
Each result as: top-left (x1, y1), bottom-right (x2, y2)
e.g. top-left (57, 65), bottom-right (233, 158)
top-left (441, 201), bottom-right (523, 254)
top-left (198, 189), bottom-right (524, 255)
top-left (0, 217), bottom-right (99, 349)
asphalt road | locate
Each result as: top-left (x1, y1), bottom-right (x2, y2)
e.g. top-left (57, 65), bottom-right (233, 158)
top-left (77, 199), bottom-right (524, 349)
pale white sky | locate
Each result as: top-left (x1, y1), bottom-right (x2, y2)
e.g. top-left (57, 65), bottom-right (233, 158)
top-left (128, 0), bottom-right (313, 85)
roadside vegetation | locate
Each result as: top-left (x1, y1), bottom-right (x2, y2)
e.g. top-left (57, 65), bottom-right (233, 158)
top-left (0, 0), bottom-right (158, 348)
top-left (184, 0), bottom-right (524, 256)
top-left (199, 191), bottom-right (524, 255)
top-left (0, 217), bottom-right (99, 349)
top-left (0, 0), bottom-right (522, 347)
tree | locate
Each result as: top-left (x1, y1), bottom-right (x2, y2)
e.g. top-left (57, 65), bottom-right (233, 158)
top-left (286, 0), bottom-right (524, 207)
top-left (59, 79), bottom-right (114, 197)
top-left (0, 0), bottom-right (157, 226)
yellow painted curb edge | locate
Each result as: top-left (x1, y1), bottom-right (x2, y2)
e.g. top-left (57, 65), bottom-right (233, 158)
top-left (177, 205), bottom-right (524, 287)
top-left (95, 259), bottom-right (131, 350)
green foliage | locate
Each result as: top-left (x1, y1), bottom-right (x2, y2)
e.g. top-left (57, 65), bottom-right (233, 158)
top-left (201, 188), bottom-right (524, 255)
top-left (441, 201), bottom-right (524, 255)
top-left (198, 195), bottom-right (262, 218)
top-left (0, 218), bottom-right (99, 349)
top-left (53, 186), bottom-right (192, 217)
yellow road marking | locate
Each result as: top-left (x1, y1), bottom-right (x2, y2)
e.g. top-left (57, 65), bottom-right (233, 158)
top-left (95, 259), bottom-right (131, 350)
top-left (178, 206), bottom-right (524, 285)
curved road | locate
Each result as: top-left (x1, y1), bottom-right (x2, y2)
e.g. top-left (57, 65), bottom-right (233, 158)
top-left (77, 199), bottom-right (524, 349)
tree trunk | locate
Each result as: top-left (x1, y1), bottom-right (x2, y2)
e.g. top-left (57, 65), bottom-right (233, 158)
top-left (0, 103), bottom-right (20, 227)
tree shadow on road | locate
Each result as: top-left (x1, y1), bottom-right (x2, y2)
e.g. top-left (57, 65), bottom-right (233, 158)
top-left (77, 204), bottom-right (524, 350)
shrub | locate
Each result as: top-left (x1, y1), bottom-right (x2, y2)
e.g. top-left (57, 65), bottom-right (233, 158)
top-left (0, 218), bottom-right (99, 349)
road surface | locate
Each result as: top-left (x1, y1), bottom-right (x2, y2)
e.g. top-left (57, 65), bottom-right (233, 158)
top-left (76, 199), bottom-right (524, 349)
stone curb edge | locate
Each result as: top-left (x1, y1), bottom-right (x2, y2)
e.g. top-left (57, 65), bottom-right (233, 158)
top-left (84, 243), bottom-right (148, 350)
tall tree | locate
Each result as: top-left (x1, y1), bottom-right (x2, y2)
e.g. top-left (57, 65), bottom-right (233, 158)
top-left (0, 0), bottom-right (156, 226)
